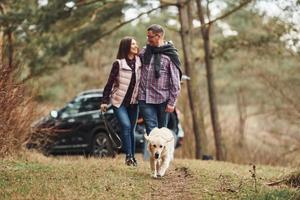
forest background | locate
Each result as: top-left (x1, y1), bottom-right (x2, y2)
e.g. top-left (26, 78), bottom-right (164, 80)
top-left (1, 0), bottom-right (299, 167)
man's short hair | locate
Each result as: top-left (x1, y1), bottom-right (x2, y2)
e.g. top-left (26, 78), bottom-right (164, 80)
top-left (147, 24), bottom-right (164, 36)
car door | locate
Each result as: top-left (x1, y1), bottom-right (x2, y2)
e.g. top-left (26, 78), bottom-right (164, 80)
top-left (52, 100), bottom-right (86, 151)
top-left (72, 96), bottom-right (103, 147)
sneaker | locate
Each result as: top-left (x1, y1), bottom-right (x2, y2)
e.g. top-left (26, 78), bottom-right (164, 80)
top-left (125, 155), bottom-right (134, 166)
top-left (132, 157), bottom-right (137, 167)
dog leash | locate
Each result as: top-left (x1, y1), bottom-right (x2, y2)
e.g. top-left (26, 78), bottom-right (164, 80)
top-left (100, 109), bottom-right (122, 150)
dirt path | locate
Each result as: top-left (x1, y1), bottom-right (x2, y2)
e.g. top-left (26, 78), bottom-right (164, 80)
top-left (146, 164), bottom-right (195, 200)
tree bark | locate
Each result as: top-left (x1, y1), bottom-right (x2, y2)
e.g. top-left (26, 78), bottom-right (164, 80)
top-left (196, 0), bottom-right (224, 160)
top-left (0, 3), bottom-right (5, 69)
top-left (0, 31), bottom-right (3, 70)
top-left (0, 3), bottom-right (13, 71)
top-left (236, 88), bottom-right (247, 147)
top-left (7, 29), bottom-right (13, 69)
top-left (178, 0), bottom-right (208, 159)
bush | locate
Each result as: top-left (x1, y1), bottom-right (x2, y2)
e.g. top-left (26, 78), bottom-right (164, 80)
top-left (0, 66), bottom-right (36, 157)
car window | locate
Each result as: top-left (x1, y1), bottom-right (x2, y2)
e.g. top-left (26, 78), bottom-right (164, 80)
top-left (79, 97), bottom-right (102, 112)
top-left (60, 96), bottom-right (102, 118)
top-left (61, 101), bottom-right (82, 118)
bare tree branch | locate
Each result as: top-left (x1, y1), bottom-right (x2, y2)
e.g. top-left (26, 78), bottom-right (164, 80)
top-left (71, 2), bottom-right (113, 32)
top-left (76, 0), bottom-right (118, 8)
top-left (206, 0), bottom-right (211, 21)
top-left (207, 0), bottom-right (253, 25)
top-left (99, 2), bottom-right (179, 38)
top-left (77, 0), bottom-right (193, 38)
top-left (266, 179), bottom-right (287, 186)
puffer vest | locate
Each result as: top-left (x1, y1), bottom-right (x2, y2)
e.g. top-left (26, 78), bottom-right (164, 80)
top-left (111, 56), bottom-right (142, 108)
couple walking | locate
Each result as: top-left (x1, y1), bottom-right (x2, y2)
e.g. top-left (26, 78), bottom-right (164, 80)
top-left (100, 24), bottom-right (182, 166)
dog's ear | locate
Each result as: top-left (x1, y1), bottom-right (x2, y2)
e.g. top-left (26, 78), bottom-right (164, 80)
top-left (160, 127), bottom-right (174, 143)
top-left (144, 133), bottom-right (150, 141)
top-left (165, 137), bottom-right (174, 144)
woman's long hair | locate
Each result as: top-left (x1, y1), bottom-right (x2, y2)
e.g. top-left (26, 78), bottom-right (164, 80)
top-left (116, 36), bottom-right (134, 59)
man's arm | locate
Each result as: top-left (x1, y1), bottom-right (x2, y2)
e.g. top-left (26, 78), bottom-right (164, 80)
top-left (167, 61), bottom-right (181, 112)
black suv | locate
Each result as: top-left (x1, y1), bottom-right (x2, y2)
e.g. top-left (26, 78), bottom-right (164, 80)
top-left (27, 89), bottom-right (184, 157)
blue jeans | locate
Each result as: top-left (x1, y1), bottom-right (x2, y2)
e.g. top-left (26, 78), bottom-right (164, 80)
top-left (138, 100), bottom-right (169, 134)
top-left (139, 100), bottom-right (170, 160)
top-left (113, 104), bottom-right (138, 157)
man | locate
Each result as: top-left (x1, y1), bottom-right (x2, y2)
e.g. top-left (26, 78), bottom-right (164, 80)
top-left (138, 24), bottom-right (182, 137)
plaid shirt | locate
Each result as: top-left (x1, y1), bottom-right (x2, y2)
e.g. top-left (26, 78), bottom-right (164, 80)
top-left (138, 49), bottom-right (181, 106)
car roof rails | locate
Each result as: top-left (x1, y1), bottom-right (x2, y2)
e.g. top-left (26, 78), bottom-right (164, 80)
top-left (77, 89), bottom-right (103, 96)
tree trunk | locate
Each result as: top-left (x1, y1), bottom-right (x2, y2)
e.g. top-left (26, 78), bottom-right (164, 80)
top-left (0, 3), bottom-right (4, 69)
top-left (178, 0), bottom-right (208, 159)
top-left (7, 29), bottom-right (13, 69)
top-left (0, 31), bottom-right (3, 70)
top-left (196, 0), bottom-right (224, 161)
top-left (0, 3), bottom-right (13, 71)
top-left (236, 88), bottom-right (247, 147)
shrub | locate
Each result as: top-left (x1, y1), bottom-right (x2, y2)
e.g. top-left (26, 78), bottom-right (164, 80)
top-left (0, 66), bottom-right (37, 157)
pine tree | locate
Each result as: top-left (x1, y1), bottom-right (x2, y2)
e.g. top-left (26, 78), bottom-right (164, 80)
top-left (0, 0), bottom-right (125, 81)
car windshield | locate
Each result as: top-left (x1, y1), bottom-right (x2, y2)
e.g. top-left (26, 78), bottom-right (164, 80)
top-left (61, 100), bottom-right (81, 118)
top-left (59, 96), bottom-right (102, 118)
top-left (80, 97), bottom-right (101, 112)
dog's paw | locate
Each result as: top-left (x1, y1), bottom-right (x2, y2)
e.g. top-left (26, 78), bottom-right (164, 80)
top-left (156, 174), bottom-right (162, 178)
top-left (157, 170), bottom-right (165, 177)
top-left (151, 174), bottom-right (157, 178)
top-left (151, 172), bottom-right (157, 178)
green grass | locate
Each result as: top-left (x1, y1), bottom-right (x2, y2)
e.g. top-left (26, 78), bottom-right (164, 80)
top-left (0, 153), bottom-right (299, 200)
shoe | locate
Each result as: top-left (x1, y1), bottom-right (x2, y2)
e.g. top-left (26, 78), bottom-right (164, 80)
top-left (125, 155), bottom-right (134, 166)
top-left (132, 157), bottom-right (137, 167)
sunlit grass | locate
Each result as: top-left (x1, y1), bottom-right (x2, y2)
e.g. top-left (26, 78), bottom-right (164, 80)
top-left (0, 152), bottom-right (299, 200)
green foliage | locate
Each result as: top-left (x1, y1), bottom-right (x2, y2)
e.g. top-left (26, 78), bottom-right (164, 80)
top-left (210, 7), bottom-right (300, 106)
top-left (1, 0), bottom-right (125, 81)
top-left (213, 7), bottom-right (288, 59)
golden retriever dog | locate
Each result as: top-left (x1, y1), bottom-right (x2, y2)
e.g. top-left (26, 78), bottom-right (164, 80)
top-left (144, 127), bottom-right (175, 178)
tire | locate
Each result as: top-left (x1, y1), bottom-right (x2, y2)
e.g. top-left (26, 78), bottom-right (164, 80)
top-left (91, 132), bottom-right (114, 158)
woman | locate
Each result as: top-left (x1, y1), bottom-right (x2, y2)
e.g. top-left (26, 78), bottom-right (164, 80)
top-left (100, 37), bottom-right (141, 166)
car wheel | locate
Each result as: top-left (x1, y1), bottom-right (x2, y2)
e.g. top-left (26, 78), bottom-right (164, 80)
top-left (91, 132), bottom-right (114, 158)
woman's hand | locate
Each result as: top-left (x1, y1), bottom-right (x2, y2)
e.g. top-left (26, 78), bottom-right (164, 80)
top-left (100, 104), bottom-right (108, 112)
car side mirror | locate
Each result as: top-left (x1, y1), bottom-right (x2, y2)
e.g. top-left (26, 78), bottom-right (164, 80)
top-left (50, 110), bottom-right (58, 119)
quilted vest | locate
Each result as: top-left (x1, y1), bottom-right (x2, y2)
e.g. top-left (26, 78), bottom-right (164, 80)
top-left (111, 56), bottom-right (142, 108)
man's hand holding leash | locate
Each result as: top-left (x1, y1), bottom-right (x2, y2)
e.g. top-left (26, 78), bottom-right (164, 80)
top-left (165, 104), bottom-right (175, 113)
